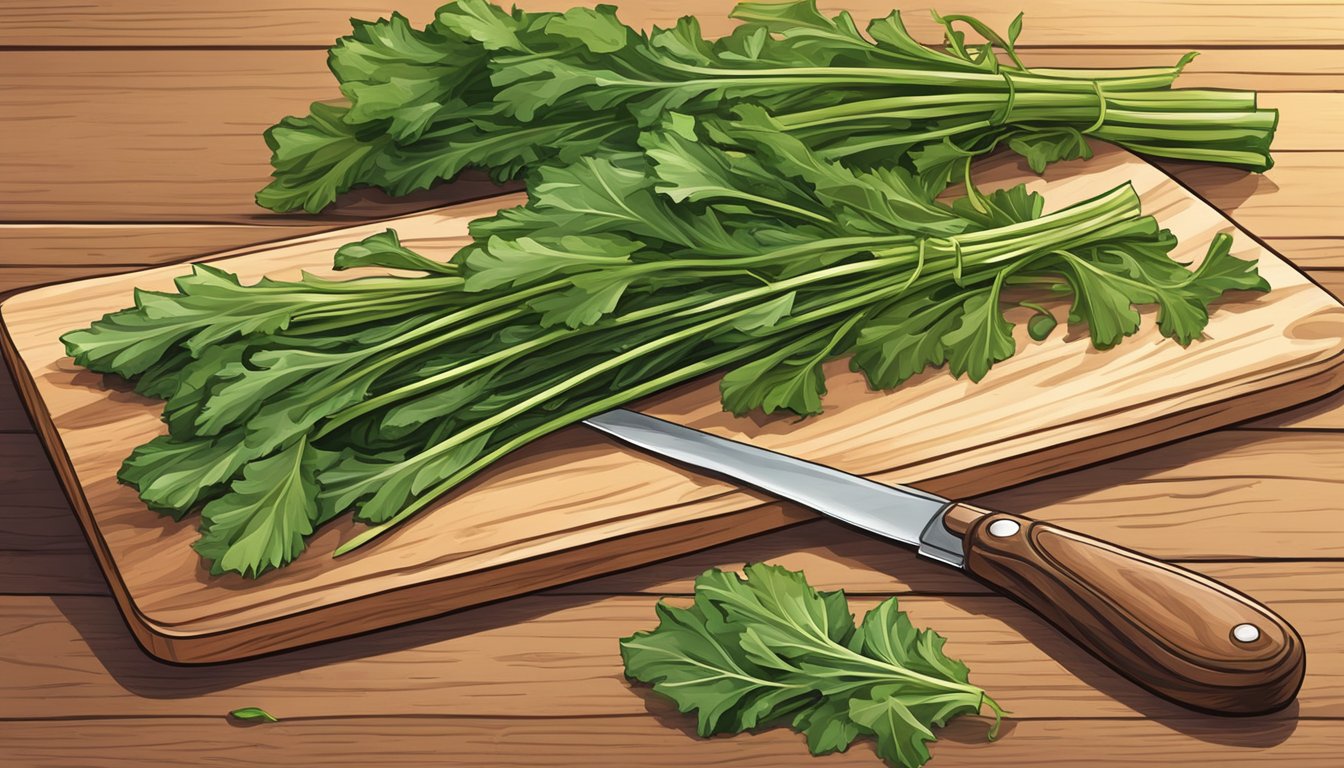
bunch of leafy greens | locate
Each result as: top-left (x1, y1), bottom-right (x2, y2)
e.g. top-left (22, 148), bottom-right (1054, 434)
top-left (63, 110), bottom-right (1266, 578)
top-left (258, 0), bottom-right (1277, 214)
top-left (621, 563), bottom-right (1003, 768)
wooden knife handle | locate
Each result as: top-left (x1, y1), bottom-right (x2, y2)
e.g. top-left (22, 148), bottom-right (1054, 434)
top-left (942, 504), bottom-right (1305, 715)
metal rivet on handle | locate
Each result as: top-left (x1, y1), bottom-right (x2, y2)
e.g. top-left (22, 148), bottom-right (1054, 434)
top-left (1232, 623), bottom-right (1261, 643)
top-left (987, 519), bottom-right (1020, 538)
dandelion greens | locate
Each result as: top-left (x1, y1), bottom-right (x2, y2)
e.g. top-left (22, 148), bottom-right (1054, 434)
top-left (63, 111), bottom-right (1267, 577)
top-left (258, 0), bottom-right (1277, 213)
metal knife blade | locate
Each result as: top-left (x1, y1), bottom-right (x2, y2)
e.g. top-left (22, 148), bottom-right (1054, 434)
top-left (582, 408), bottom-right (967, 567)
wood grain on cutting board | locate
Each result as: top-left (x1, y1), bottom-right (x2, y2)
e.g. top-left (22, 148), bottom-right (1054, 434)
top-left (3, 145), bottom-right (1343, 663)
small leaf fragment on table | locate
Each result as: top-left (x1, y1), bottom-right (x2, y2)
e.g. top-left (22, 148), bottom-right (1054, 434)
top-left (228, 707), bottom-right (279, 723)
top-left (620, 563), bottom-right (1003, 768)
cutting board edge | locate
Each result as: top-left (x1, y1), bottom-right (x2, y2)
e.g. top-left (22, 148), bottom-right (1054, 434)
top-left (6, 301), bottom-right (1342, 662)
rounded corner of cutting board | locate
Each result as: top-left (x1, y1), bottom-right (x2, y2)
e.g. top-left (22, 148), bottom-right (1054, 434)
top-left (121, 609), bottom-right (220, 665)
top-left (119, 598), bottom-right (337, 665)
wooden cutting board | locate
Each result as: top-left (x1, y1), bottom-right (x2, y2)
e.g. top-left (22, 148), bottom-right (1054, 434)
top-left (4, 145), bottom-right (1343, 664)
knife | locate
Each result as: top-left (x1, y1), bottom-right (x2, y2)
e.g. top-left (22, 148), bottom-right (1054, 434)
top-left (584, 408), bottom-right (1305, 716)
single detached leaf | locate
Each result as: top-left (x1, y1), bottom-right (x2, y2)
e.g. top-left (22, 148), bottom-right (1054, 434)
top-left (228, 707), bottom-right (279, 723)
top-left (622, 564), bottom-right (1001, 768)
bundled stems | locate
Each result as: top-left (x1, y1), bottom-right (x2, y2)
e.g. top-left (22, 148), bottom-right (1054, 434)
top-left (256, 0), bottom-right (1275, 214)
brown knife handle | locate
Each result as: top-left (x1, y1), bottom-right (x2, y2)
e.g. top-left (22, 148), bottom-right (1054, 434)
top-left (942, 504), bottom-right (1305, 715)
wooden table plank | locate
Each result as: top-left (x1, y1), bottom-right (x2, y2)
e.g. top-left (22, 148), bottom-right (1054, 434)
top-left (0, 563), bottom-right (1338, 720)
top-left (1265, 239), bottom-right (1344, 270)
top-left (2, 0), bottom-right (1341, 47)
top-left (0, 50), bottom-right (509, 223)
top-left (0, 365), bottom-right (30, 432)
top-left (0, 223), bottom-right (391, 266)
top-left (2, 715), bottom-right (1338, 768)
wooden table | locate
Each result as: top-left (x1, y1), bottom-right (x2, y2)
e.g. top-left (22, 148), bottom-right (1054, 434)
top-left (2, 2), bottom-right (1342, 765)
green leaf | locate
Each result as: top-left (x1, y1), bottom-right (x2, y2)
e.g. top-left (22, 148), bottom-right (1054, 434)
top-left (942, 290), bottom-right (1017, 382)
top-left (640, 118), bottom-right (829, 227)
top-left (1187, 231), bottom-right (1271, 300)
top-left (722, 106), bottom-right (966, 236)
top-left (529, 271), bottom-right (634, 329)
top-left (727, 293), bottom-right (796, 334)
top-left (119, 431), bottom-right (253, 516)
top-left (850, 293), bottom-right (965, 390)
top-left (907, 139), bottom-right (979, 198)
top-left (256, 103), bottom-right (382, 213)
top-left (720, 336), bottom-right (829, 417)
top-left (949, 183), bottom-right (1044, 228)
top-left (849, 694), bottom-right (937, 768)
top-left (321, 429), bottom-right (495, 524)
top-left (193, 437), bottom-right (332, 578)
top-left (852, 599), bottom-right (971, 685)
top-left (228, 707), bottom-right (279, 723)
top-left (622, 564), bottom-right (1000, 767)
top-left (332, 13), bottom-right (482, 142)
top-left (794, 695), bottom-right (862, 755)
top-left (333, 229), bottom-right (456, 274)
top-left (720, 319), bottom-right (856, 417)
top-left (544, 6), bottom-right (631, 54)
top-left (730, 1), bottom-right (848, 38)
top-left (434, 0), bottom-right (527, 51)
top-left (1057, 255), bottom-right (1149, 349)
top-left (462, 233), bottom-right (642, 291)
top-left (1026, 311), bottom-right (1058, 341)
top-left (1008, 127), bottom-right (1094, 174)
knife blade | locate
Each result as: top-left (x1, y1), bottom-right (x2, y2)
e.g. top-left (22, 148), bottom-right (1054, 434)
top-left (584, 408), bottom-right (1305, 716)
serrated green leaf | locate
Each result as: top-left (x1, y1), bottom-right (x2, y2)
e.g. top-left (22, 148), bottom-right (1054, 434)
top-left (949, 183), bottom-right (1044, 228)
top-left (622, 564), bottom-right (999, 767)
top-left (256, 103), bottom-right (382, 214)
top-left (434, 0), bottom-right (527, 51)
top-left (849, 694), bottom-right (938, 768)
top-left (943, 290), bottom-right (1017, 381)
top-left (119, 431), bottom-right (253, 516)
top-left (1187, 231), bottom-right (1271, 300)
top-left (193, 437), bottom-right (333, 578)
top-left (544, 6), bottom-right (630, 53)
top-left (720, 337), bottom-right (829, 417)
top-left (529, 271), bottom-right (634, 329)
